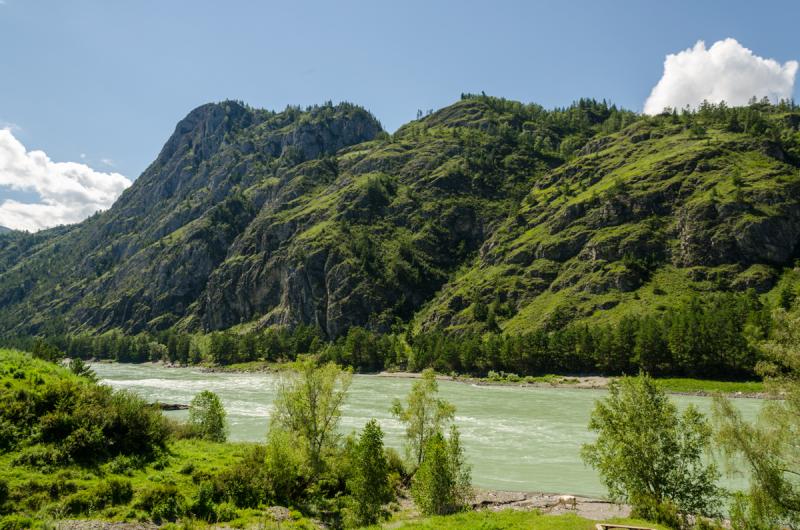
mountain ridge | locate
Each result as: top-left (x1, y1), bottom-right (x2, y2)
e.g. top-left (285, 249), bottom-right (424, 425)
top-left (0, 95), bottom-right (798, 342)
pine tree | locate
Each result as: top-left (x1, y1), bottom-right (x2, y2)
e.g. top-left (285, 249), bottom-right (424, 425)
top-left (348, 419), bottom-right (393, 525)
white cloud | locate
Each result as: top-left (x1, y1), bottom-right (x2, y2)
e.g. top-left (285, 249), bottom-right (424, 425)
top-left (0, 129), bottom-right (131, 232)
top-left (644, 38), bottom-right (798, 115)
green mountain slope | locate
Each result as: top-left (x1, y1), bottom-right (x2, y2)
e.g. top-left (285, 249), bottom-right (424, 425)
top-left (0, 96), bottom-right (798, 343)
top-left (418, 110), bottom-right (800, 333)
top-left (196, 97), bottom-right (625, 336)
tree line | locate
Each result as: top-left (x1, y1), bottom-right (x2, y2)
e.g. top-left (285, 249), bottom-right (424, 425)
top-left (11, 288), bottom-right (787, 381)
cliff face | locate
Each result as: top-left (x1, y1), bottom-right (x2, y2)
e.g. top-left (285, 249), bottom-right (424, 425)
top-left (0, 101), bottom-right (384, 335)
top-left (0, 96), bottom-right (798, 338)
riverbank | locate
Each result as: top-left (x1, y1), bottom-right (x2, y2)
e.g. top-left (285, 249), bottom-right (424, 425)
top-left (163, 359), bottom-right (766, 398)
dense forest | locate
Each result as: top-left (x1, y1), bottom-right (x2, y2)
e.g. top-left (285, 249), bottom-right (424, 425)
top-left (7, 286), bottom-right (788, 381)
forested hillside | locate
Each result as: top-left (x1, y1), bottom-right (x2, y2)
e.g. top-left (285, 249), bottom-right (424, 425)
top-left (1, 95), bottom-right (799, 377)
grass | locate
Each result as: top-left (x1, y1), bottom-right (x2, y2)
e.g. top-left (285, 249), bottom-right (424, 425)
top-left (0, 349), bottom-right (317, 528)
top-left (373, 510), bottom-right (670, 530)
top-left (0, 436), bottom-right (314, 528)
top-left (654, 378), bottom-right (764, 395)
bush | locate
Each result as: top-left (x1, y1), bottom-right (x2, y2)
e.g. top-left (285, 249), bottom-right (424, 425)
top-left (188, 391), bottom-right (227, 442)
top-left (166, 418), bottom-right (200, 440)
top-left (214, 502), bottom-right (239, 522)
top-left (213, 445), bottom-right (271, 508)
top-left (0, 479), bottom-right (7, 505)
top-left (262, 429), bottom-right (309, 505)
top-left (384, 446), bottom-right (409, 486)
top-left (136, 483), bottom-right (185, 521)
top-left (104, 390), bottom-right (171, 458)
top-left (0, 515), bottom-right (35, 530)
top-left (630, 496), bottom-right (683, 529)
top-left (101, 478), bottom-right (134, 505)
top-left (105, 454), bottom-right (145, 475)
top-left (11, 445), bottom-right (61, 469)
top-left (411, 426), bottom-right (472, 516)
top-left (60, 478), bottom-right (133, 515)
top-left (189, 481), bottom-right (216, 521)
top-left (0, 353), bottom-right (170, 467)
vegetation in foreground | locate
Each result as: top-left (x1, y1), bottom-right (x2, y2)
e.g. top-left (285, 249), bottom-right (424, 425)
top-left (0, 348), bottom-right (697, 530)
top-left (3, 302), bottom-right (800, 529)
top-left (0, 350), bottom-right (477, 528)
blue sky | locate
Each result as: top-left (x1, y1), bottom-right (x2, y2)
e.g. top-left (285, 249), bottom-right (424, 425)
top-left (0, 0), bottom-right (798, 230)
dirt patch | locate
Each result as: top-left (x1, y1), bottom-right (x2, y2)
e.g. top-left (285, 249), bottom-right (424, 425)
top-left (56, 522), bottom-right (159, 530)
top-left (472, 490), bottom-right (631, 520)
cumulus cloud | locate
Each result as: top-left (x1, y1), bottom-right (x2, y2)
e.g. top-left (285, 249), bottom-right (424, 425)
top-left (644, 38), bottom-right (798, 115)
top-left (0, 129), bottom-right (131, 232)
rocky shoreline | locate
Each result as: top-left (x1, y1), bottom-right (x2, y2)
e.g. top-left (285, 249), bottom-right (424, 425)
top-left (106, 360), bottom-right (768, 399)
top-left (472, 490), bottom-right (630, 520)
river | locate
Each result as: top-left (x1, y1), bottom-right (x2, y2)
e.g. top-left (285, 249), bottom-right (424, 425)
top-left (91, 362), bottom-right (762, 498)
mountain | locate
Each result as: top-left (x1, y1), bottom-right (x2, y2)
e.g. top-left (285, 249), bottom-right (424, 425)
top-left (418, 110), bottom-right (800, 333)
top-left (0, 96), bottom-right (798, 340)
top-left (0, 227), bottom-right (11, 234)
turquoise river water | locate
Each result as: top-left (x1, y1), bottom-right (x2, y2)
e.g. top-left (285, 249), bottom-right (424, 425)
top-left (91, 363), bottom-right (762, 498)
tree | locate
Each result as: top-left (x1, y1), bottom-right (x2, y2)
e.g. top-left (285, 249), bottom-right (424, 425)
top-left (581, 374), bottom-right (721, 519)
top-left (270, 359), bottom-right (352, 474)
top-left (714, 308), bottom-right (800, 529)
top-left (68, 357), bottom-right (97, 382)
top-left (31, 338), bottom-right (61, 362)
top-left (188, 390), bottom-right (228, 442)
top-left (411, 425), bottom-right (472, 515)
top-left (348, 419), bottom-right (393, 526)
top-left (391, 369), bottom-right (455, 467)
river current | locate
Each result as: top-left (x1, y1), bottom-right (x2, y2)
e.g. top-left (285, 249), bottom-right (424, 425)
top-left (91, 363), bottom-right (761, 498)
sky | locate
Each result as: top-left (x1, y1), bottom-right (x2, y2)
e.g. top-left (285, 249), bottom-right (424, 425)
top-left (0, 0), bottom-right (798, 231)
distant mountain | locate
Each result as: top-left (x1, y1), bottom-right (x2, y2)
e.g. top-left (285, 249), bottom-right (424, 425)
top-left (0, 227), bottom-right (12, 234)
top-left (0, 96), bottom-right (798, 339)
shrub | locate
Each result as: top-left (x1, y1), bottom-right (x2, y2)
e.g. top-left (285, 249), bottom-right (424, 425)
top-left (271, 360), bottom-right (352, 474)
top-left (0, 354), bottom-right (170, 467)
top-left (411, 426), bottom-right (472, 516)
top-left (0, 515), bottom-right (35, 530)
top-left (60, 478), bottom-right (133, 515)
top-left (189, 481), bottom-right (216, 521)
top-left (105, 454), bottom-right (145, 475)
top-left (214, 502), bottom-right (239, 522)
top-left (0, 479), bottom-right (7, 505)
top-left (101, 478), bottom-right (134, 505)
top-left (11, 445), bottom-right (61, 469)
top-left (391, 369), bottom-right (455, 468)
top-left (188, 391), bottom-right (227, 442)
top-left (62, 425), bottom-right (106, 463)
top-left (630, 496), bottom-right (683, 529)
top-left (213, 445), bottom-right (271, 508)
top-left (166, 418), bottom-right (200, 440)
top-left (136, 483), bottom-right (185, 521)
top-left (384, 446), bottom-right (409, 486)
top-left (104, 390), bottom-right (170, 458)
top-left (263, 429), bottom-right (309, 505)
